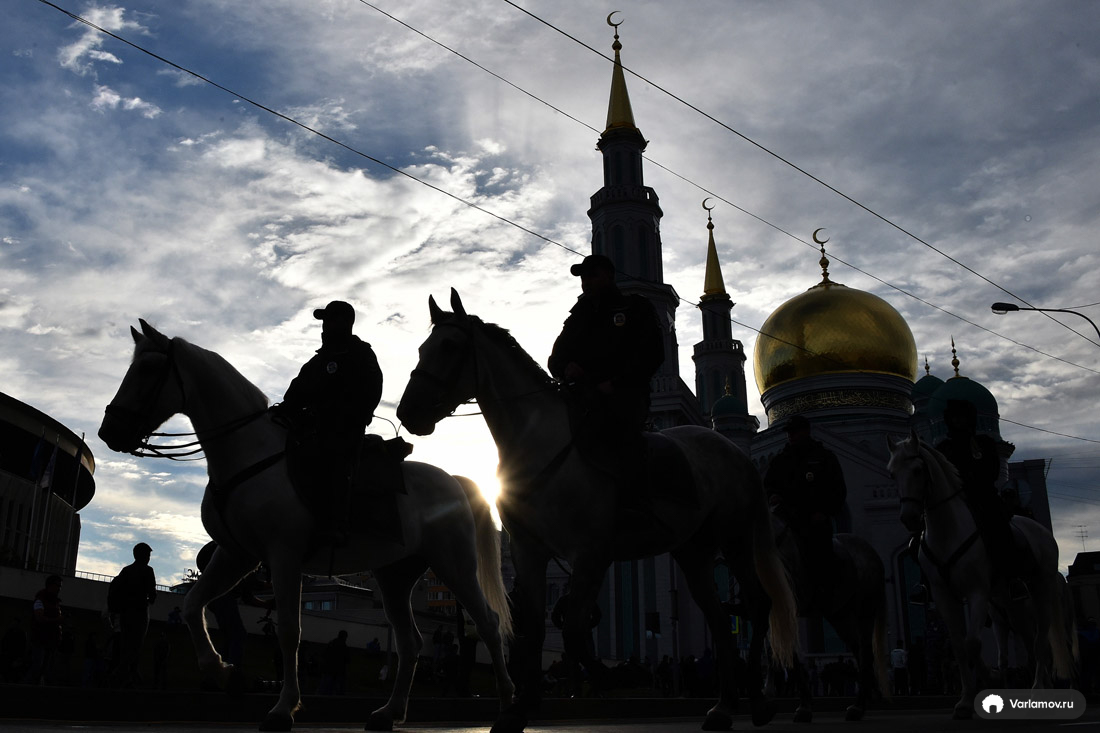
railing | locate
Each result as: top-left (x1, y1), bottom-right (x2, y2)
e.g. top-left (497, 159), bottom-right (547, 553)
top-left (33, 562), bottom-right (177, 593)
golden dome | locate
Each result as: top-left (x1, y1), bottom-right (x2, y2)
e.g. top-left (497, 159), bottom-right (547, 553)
top-left (753, 280), bottom-right (918, 394)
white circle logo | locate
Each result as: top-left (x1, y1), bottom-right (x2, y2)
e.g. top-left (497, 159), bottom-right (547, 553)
top-left (982, 694), bottom-right (1004, 714)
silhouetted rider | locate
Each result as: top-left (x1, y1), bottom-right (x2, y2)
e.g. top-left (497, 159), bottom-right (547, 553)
top-left (279, 300), bottom-right (382, 542)
top-left (764, 415), bottom-right (847, 607)
top-left (934, 398), bottom-right (1026, 598)
top-left (549, 254), bottom-right (662, 463)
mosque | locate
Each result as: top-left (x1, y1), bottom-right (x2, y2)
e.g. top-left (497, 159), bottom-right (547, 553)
top-left (545, 23), bottom-right (1053, 670)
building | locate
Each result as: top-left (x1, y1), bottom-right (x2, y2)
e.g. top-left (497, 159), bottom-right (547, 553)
top-left (550, 21), bottom-right (1054, 666)
top-left (0, 391), bottom-right (95, 574)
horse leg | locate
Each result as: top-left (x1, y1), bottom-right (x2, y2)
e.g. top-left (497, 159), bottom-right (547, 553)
top-left (673, 544), bottom-right (739, 732)
top-left (260, 554), bottom-right (305, 732)
top-left (180, 547), bottom-right (258, 690)
top-left (790, 652), bottom-right (813, 723)
top-left (557, 560), bottom-right (610, 697)
top-left (425, 535), bottom-right (516, 727)
top-left (367, 557), bottom-right (428, 731)
top-left (934, 590), bottom-right (975, 720)
top-left (1026, 579), bottom-right (1056, 689)
top-left (829, 613), bottom-right (871, 720)
top-left (503, 538), bottom-right (549, 729)
top-left (732, 558), bottom-right (776, 726)
top-left (992, 609), bottom-right (1011, 685)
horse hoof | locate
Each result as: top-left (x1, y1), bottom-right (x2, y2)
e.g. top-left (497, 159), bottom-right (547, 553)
top-left (490, 706), bottom-right (528, 733)
top-left (365, 710), bottom-right (394, 731)
top-left (793, 705), bottom-right (813, 723)
top-left (751, 699), bottom-right (778, 727)
top-left (259, 711), bottom-right (293, 731)
top-left (702, 709), bottom-right (733, 731)
top-left (845, 705), bottom-right (865, 721)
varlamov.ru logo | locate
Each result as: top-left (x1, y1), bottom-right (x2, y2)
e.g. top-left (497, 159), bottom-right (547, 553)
top-left (975, 689), bottom-right (1086, 720)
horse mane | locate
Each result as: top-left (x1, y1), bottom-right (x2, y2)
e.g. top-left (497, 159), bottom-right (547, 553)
top-left (916, 439), bottom-right (961, 494)
top-left (469, 316), bottom-right (556, 388)
top-left (141, 334), bottom-right (269, 412)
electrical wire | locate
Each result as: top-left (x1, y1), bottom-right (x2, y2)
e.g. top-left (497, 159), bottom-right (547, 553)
top-left (501, 0), bottom-right (1097, 348)
top-left (31, 0), bottom-right (1100, 444)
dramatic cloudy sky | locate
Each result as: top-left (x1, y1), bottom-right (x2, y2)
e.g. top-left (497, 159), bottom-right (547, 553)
top-left (4, 0), bottom-right (1099, 585)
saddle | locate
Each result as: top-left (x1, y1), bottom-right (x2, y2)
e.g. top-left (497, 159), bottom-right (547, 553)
top-left (285, 431), bottom-right (412, 545)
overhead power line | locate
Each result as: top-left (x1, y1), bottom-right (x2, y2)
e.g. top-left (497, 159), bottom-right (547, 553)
top-left (348, 0), bottom-right (1098, 376)
top-left (500, 0), bottom-right (1095, 349)
top-left (32, 0), bottom-right (1099, 442)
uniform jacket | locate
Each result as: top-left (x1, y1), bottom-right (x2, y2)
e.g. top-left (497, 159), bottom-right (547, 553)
top-left (283, 334), bottom-right (383, 436)
top-left (548, 288), bottom-right (663, 393)
top-left (764, 439), bottom-right (847, 526)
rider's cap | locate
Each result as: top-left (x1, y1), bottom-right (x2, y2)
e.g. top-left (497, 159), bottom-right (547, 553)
top-left (784, 415), bottom-right (811, 433)
top-left (313, 300), bottom-right (355, 326)
top-left (570, 254), bottom-right (616, 277)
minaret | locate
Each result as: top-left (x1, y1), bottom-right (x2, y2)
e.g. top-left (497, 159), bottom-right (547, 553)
top-left (692, 203), bottom-right (757, 449)
top-left (587, 18), bottom-right (683, 401)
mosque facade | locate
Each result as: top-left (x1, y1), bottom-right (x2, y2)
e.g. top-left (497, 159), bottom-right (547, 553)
top-left (553, 25), bottom-right (1052, 668)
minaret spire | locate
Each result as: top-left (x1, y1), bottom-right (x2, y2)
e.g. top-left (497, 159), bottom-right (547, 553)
top-left (605, 12), bottom-right (638, 133)
top-left (702, 199), bottom-right (727, 299)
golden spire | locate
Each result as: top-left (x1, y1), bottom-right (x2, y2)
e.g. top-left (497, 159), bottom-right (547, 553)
top-left (924, 355), bottom-right (931, 376)
top-left (702, 199), bottom-right (727, 298)
top-left (950, 337), bottom-right (961, 378)
top-left (604, 13), bottom-right (638, 132)
top-left (811, 228), bottom-right (835, 286)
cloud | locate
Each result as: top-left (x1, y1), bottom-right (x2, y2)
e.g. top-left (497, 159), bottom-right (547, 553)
top-left (90, 85), bottom-right (162, 118)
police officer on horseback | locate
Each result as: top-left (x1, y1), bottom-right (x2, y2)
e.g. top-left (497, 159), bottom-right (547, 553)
top-left (764, 415), bottom-right (847, 609)
top-left (548, 254), bottom-right (663, 499)
top-left (935, 398), bottom-right (1027, 599)
top-left (278, 300), bottom-right (382, 544)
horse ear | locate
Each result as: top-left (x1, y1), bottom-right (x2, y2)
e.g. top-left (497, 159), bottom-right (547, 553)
top-left (450, 288), bottom-right (466, 318)
top-left (139, 318), bottom-right (171, 351)
top-left (428, 295), bottom-right (443, 325)
top-left (131, 325), bottom-right (144, 345)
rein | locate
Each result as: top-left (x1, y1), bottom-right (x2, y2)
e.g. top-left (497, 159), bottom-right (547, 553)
top-left (905, 449), bottom-right (981, 591)
top-left (106, 338), bottom-right (270, 460)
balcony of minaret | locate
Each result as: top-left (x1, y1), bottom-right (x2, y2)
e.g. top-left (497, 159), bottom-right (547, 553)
top-left (590, 185), bottom-right (660, 208)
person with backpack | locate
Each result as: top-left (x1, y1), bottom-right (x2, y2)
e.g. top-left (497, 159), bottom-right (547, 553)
top-left (108, 542), bottom-right (157, 687)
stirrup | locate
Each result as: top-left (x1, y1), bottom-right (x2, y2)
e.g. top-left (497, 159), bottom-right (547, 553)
top-left (909, 583), bottom-right (929, 605)
top-left (1010, 578), bottom-right (1029, 601)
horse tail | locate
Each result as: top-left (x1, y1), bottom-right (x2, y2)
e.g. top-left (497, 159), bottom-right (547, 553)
top-left (751, 487), bottom-right (797, 668)
top-left (453, 475), bottom-right (513, 640)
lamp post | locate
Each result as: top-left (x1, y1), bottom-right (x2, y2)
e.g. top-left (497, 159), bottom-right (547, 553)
top-left (991, 302), bottom-right (1100, 343)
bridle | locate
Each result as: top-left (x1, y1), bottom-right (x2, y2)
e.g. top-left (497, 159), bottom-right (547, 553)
top-left (407, 317), bottom-right (559, 422)
top-left (104, 339), bottom-right (267, 460)
top-left (898, 448), bottom-right (980, 589)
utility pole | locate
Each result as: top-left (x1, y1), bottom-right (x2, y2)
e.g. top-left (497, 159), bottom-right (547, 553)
top-left (1076, 525), bottom-right (1089, 551)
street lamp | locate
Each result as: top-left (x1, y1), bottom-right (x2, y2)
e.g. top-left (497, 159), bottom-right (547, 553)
top-left (991, 302), bottom-right (1100, 343)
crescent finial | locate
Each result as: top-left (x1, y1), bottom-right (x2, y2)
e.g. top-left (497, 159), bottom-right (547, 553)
top-left (812, 227), bottom-right (829, 245)
top-left (607, 11), bottom-right (623, 28)
top-left (702, 197), bottom-right (715, 212)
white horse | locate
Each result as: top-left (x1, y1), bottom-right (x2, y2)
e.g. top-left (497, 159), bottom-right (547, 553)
top-left (98, 320), bottom-right (514, 731)
top-left (396, 290), bottom-right (797, 731)
top-left (887, 429), bottom-right (1075, 718)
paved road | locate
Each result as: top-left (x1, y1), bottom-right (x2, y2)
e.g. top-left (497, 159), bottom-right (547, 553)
top-left (4, 707), bottom-right (1100, 733)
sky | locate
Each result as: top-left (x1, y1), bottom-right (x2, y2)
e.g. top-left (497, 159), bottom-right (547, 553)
top-left (3, 0), bottom-right (1099, 586)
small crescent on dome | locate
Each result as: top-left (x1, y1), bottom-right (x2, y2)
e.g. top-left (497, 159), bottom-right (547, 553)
top-left (607, 11), bottom-right (623, 28)
top-left (812, 228), bottom-right (830, 245)
top-left (702, 197), bottom-right (715, 212)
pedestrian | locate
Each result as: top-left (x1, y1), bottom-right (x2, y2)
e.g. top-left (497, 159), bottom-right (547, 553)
top-left (317, 630), bottom-right (350, 694)
top-left (108, 542), bottom-right (157, 687)
top-left (23, 575), bottom-right (63, 685)
top-left (891, 640), bottom-right (909, 696)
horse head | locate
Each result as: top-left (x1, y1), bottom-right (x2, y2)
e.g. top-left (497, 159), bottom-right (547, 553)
top-left (887, 428), bottom-right (928, 533)
top-left (397, 288), bottom-right (478, 436)
top-left (98, 319), bottom-right (183, 453)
